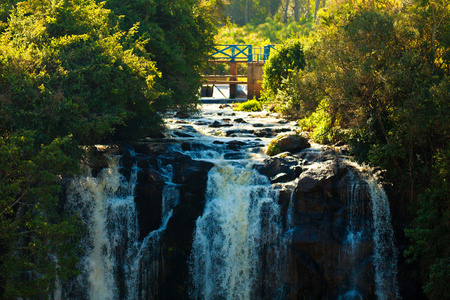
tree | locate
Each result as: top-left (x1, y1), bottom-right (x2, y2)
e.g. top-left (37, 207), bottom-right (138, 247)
top-left (0, 132), bottom-right (81, 298)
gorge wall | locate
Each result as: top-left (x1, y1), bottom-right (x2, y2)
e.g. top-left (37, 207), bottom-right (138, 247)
top-left (60, 104), bottom-right (424, 299)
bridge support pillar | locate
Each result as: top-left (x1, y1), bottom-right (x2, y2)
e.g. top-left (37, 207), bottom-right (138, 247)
top-left (247, 62), bottom-right (264, 100)
top-left (229, 62), bottom-right (237, 99)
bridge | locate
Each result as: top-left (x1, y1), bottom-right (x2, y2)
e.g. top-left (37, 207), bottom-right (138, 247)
top-left (202, 45), bottom-right (275, 100)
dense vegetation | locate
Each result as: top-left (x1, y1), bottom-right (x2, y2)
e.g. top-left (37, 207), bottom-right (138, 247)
top-left (262, 0), bottom-right (449, 298)
top-left (0, 0), bottom-right (218, 297)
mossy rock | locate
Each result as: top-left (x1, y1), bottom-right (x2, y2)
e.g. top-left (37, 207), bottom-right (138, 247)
top-left (266, 133), bottom-right (310, 156)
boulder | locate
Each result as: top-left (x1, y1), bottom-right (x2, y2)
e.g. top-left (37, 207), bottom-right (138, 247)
top-left (266, 134), bottom-right (310, 156)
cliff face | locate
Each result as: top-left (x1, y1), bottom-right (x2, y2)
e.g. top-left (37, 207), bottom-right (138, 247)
top-left (108, 144), bottom-right (402, 299)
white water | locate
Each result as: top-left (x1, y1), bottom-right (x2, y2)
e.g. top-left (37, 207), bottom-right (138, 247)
top-left (189, 162), bottom-right (285, 299)
top-left (64, 156), bottom-right (179, 300)
top-left (367, 177), bottom-right (400, 300)
top-left (342, 163), bottom-right (400, 300)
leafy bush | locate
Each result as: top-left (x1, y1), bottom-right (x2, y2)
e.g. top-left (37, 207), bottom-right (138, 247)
top-left (234, 100), bottom-right (262, 112)
top-left (261, 39), bottom-right (306, 101)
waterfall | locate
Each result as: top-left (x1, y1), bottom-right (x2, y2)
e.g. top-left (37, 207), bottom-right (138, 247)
top-left (341, 163), bottom-right (400, 300)
top-left (63, 155), bottom-right (179, 300)
top-left (367, 177), bottom-right (400, 300)
top-left (189, 162), bottom-right (285, 300)
top-left (65, 156), bottom-right (138, 299)
top-left (339, 171), bottom-right (368, 300)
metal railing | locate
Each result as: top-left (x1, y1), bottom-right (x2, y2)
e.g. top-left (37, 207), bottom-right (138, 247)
top-left (210, 44), bottom-right (275, 62)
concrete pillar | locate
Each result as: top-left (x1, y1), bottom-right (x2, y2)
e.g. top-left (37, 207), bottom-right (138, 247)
top-left (247, 62), bottom-right (264, 100)
top-left (230, 62), bottom-right (237, 99)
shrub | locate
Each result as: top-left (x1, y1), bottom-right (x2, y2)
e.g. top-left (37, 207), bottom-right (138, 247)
top-left (234, 100), bottom-right (262, 112)
top-left (262, 39), bottom-right (306, 101)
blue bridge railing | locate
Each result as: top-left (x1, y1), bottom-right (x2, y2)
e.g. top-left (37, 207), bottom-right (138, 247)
top-left (210, 44), bottom-right (275, 62)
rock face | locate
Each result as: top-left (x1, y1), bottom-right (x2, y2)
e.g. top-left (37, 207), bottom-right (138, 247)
top-left (83, 141), bottom-right (418, 300)
top-left (270, 150), bottom-right (377, 299)
top-left (101, 143), bottom-right (214, 299)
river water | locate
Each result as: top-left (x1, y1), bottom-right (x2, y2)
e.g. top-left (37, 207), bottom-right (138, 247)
top-left (59, 104), bottom-right (399, 299)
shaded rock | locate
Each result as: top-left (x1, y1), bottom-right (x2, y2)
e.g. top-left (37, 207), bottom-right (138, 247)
top-left (234, 118), bottom-right (246, 123)
top-left (225, 129), bottom-right (254, 137)
top-left (173, 131), bottom-right (194, 138)
top-left (181, 142), bottom-right (191, 151)
top-left (270, 172), bottom-right (291, 183)
top-left (135, 167), bottom-right (165, 240)
top-left (262, 152), bottom-right (303, 182)
top-left (208, 121), bottom-right (232, 128)
top-left (254, 129), bottom-right (274, 138)
top-left (226, 140), bottom-right (247, 151)
top-left (252, 123), bottom-right (264, 128)
top-left (174, 111), bottom-right (190, 118)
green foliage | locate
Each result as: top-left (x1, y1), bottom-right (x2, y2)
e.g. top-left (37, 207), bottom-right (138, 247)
top-left (0, 0), bottom-right (163, 144)
top-left (405, 147), bottom-right (450, 299)
top-left (266, 0), bottom-right (450, 295)
top-left (215, 17), bottom-right (313, 47)
top-left (103, 0), bottom-right (218, 111)
top-left (234, 99), bottom-right (262, 112)
top-left (298, 100), bottom-right (347, 144)
top-left (262, 38), bottom-right (306, 100)
top-left (0, 131), bottom-right (81, 298)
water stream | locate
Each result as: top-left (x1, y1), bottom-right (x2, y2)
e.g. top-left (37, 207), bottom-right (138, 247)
top-left (61, 104), bottom-right (400, 299)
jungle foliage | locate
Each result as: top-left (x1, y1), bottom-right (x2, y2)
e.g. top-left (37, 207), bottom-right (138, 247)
top-left (0, 0), bottom-right (218, 297)
top-left (266, 0), bottom-right (449, 298)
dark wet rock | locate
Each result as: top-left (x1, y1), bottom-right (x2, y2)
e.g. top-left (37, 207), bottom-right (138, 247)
top-left (226, 140), bottom-right (248, 151)
top-left (177, 125), bottom-right (196, 132)
top-left (135, 167), bottom-right (165, 240)
top-left (273, 127), bottom-right (292, 133)
top-left (84, 146), bottom-right (109, 177)
top-left (252, 123), bottom-right (264, 128)
top-left (219, 104), bottom-right (230, 109)
top-left (172, 156), bottom-right (214, 186)
top-left (194, 120), bottom-right (208, 126)
top-left (174, 111), bottom-right (190, 118)
top-left (173, 131), bottom-right (194, 138)
top-left (181, 142), bottom-right (191, 151)
top-left (225, 129), bottom-right (255, 136)
top-left (208, 121), bottom-right (232, 128)
top-left (262, 152), bottom-right (303, 182)
top-left (267, 134), bottom-right (310, 156)
top-left (234, 118), bottom-right (246, 123)
top-left (270, 172), bottom-right (291, 184)
top-left (284, 156), bottom-right (379, 300)
top-left (254, 129), bottom-right (274, 138)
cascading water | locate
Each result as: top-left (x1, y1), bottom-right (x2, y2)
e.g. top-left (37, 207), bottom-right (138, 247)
top-left (65, 156), bottom-right (138, 299)
top-left (189, 162), bottom-right (285, 300)
top-left (56, 103), bottom-right (403, 299)
top-left (63, 154), bottom-right (179, 300)
top-left (339, 164), bottom-right (400, 300)
top-left (367, 177), bottom-right (400, 300)
top-left (338, 171), bottom-right (370, 300)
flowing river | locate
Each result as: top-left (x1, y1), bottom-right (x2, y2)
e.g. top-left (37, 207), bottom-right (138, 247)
top-left (58, 103), bottom-right (399, 300)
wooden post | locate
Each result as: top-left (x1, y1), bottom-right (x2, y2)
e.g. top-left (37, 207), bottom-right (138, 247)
top-left (230, 62), bottom-right (237, 99)
top-left (247, 62), bottom-right (264, 100)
